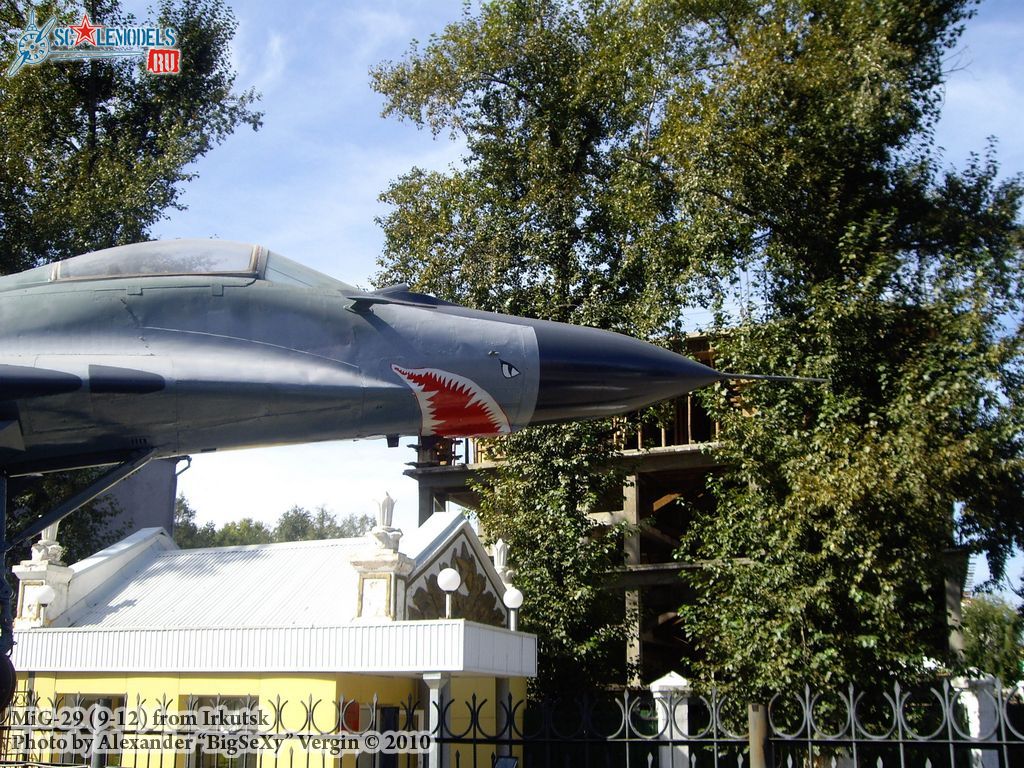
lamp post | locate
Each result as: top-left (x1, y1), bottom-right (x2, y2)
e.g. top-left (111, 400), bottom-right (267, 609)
top-left (437, 567), bottom-right (461, 619)
top-left (502, 587), bottom-right (523, 632)
top-left (35, 584), bottom-right (56, 625)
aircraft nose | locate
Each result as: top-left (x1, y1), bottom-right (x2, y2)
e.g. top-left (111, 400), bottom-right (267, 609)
top-left (529, 321), bottom-right (723, 424)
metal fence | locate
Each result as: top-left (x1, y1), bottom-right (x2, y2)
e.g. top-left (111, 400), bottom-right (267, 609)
top-left (0, 679), bottom-right (1021, 768)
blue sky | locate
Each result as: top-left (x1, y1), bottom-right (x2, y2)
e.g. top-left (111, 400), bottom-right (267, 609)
top-left (137, 0), bottom-right (470, 534)
top-left (130, 0), bottom-right (1024, 592)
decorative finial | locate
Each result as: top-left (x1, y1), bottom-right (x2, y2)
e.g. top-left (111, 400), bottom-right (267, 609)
top-left (377, 492), bottom-right (395, 529)
top-left (494, 539), bottom-right (508, 568)
top-left (493, 539), bottom-right (513, 585)
top-left (372, 492), bottom-right (402, 551)
top-left (31, 522), bottom-right (64, 565)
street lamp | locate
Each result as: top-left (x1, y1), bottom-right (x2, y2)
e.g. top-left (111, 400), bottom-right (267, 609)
top-left (502, 587), bottom-right (523, 632)
top-left (437, 567), bottom-right (461, 619)
top-left (35, 584), bottom-right (56, 624)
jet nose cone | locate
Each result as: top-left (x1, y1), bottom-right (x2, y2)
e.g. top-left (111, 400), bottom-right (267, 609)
top-left (530, 321), bottom-right (722, 424)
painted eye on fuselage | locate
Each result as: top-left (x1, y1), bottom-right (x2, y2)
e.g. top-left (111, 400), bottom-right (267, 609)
top-left (500, 361), bottom-right (520, 379)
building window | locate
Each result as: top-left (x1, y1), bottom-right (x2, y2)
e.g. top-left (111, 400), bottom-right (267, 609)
top-left (55, 694), bottom-right (125, 768)
top-left (187, 695), bottom-right (259, 768)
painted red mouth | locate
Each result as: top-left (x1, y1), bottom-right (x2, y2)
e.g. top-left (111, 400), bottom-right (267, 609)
top-left (391, 365), bottom-right (511, 437)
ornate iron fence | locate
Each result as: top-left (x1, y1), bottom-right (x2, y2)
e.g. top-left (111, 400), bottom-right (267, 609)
top-left (0, 680), bottom-right (1020, 768)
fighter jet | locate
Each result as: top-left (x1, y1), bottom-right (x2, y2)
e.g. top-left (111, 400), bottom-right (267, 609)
top-left (0, 238), bottom-right (824, 687)
top-left (0, 238), bottom-right (789, 477)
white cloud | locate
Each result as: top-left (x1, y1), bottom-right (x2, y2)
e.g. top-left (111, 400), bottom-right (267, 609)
top-left (255, 32), bottom-right (288, 90)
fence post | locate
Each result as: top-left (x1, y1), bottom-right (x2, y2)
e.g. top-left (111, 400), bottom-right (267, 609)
top-left (748, 703), bottom-right (768, 768)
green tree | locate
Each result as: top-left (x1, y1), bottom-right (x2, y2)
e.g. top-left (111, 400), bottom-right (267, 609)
top-left (962, 595), bottom-right (1024, 684)
top-left (328, 508), bottom-right (375, 538)
top-left (215, 517), bottom-right (273, 547)
top-left (372, 0), bottom-right (694, 692)
top-left (172, 494), bottom-right (218, 549)
top-left (373, 0), bottom-right (1024, 694)
top-left (472, 422), bottom-right (631, 692)
top-left (0, 0), bottom-right (261, 271)
top-left (273, 505), bottom-right (374, 542)
top-left (372, 0), bottom-right (699, 334)
top-left (273, 505), bottom-right (317, 542)
top-left (669, 2), bottom-right (1024, 695)
top-left (173, 500), bottom-right (375, 549)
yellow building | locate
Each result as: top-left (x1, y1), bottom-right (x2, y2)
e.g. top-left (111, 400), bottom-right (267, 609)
top-left (7, 508), bottom-right (533, 767)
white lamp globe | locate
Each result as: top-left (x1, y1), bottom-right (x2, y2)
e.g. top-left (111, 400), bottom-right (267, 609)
top-left (437, 567), bottom-right (461, 593)
top-left (502, 587), bottom-right (524, 610)
top-left (35, 585), bottom-right (57, 607)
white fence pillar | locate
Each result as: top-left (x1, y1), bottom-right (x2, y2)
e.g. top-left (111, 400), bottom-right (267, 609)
top-left (650, 672), bottom-right (690, 768)
top-left (955, 675), bottom-right (1000, 768)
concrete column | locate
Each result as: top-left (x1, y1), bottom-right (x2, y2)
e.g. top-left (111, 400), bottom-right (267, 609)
top-left (423, 672), bottom-right (450, 768)
top-left (418, 485), bottom-right (436, 527)
top-left (13, 561), bottom-right (73, 628)
top-left (351, 551), bottom-right (414, 621)
top-left (623, 474), bottom-right (642, 686)
top-left (944, 547), bottom-right (969, 661)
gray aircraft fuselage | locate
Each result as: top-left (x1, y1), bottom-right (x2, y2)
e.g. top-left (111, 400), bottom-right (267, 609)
top-left (0, 239), bottom-right (725, 475)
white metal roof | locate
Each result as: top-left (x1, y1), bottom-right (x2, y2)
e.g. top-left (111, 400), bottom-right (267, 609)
top-left (13, 512), bottom-right (538, 677)
top-left (60, 536), bottom-right (367, 629)
top-left (56, 512), bottom-right (474, 630)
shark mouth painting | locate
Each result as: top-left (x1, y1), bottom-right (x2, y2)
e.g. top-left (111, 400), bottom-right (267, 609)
top-left (391, 365), bottom-right (512, 437)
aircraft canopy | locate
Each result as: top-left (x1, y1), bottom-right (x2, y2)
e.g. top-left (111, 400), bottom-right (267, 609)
top-left (56, 240), bottom-right (260, 280)
top-left (0, 240), bottom-right (358, 292)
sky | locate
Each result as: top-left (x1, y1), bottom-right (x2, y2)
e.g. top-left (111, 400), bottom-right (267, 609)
top-left (116, 0), bottom-right (1024, 590)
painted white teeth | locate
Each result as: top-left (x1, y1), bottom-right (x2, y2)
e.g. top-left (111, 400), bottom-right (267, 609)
top-left (391, 364), bottom-right (511, 435)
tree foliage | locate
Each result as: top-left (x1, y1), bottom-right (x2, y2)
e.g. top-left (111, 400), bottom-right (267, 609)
top-left (0, 0), bottom-right (262, 271)
top-left (173, 495), bottom-right (218, 549)
top-left (471, 422), bottom-right (631, 693)
top-left (172, 496), bottom-right (374, 548)
top-left (670, 2), bottom-right (1024, 695)
top-left (372, 0), bottom-right (705, 334)
top-left (373, 0), bottom-right (1023, 693)
top-left (372, 0), bottom-right (693, 691)
top-left (215, 517), bottom-right (273, 547)
top-left (273, 505), bottom-right (375, 541)
top-left (6, 471), bottom-right (124, 564)
top-left (962, 594), bottom-right (1024, 684)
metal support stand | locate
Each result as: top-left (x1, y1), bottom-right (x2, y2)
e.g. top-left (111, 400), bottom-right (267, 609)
top-left (0, 451), bottom-right (153, 700)
top-left (5, 451), bottom-right (153, 552)
top-left (0, 472), bottom-right (11, 657)
top-left (0, 471), bottom-right (16, 710)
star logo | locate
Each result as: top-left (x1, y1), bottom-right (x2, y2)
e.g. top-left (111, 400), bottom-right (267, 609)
top-left (70, 12), bottom-right (100, 47)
